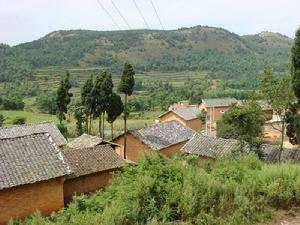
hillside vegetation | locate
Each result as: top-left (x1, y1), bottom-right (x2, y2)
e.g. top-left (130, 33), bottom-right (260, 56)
top-left (0, 25), bottom-right (293, 82)
top-left (10, 154), bottom-right (300, 225)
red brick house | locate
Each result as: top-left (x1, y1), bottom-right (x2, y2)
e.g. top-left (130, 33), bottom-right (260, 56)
top-left (63, 145), bottom-right (127, 199)
top-left (159, 107), bottom-right (202, 131)
top-left (0, 133), bottom-right (71, 224)
top-left (112, 120), bottom-right (195, 162)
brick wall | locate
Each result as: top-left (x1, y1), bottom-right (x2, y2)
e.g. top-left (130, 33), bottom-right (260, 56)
top-left (160, 141), bottom-right (187, 156)
top-left (64, 170), bottom-right (118, 199)
top-left (113, 133), bottom-right (152, 162)
top-left (0, 177), bottom-right (64, 225)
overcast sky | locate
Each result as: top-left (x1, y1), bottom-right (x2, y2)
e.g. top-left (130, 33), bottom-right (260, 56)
top-left (1, 0), bottom-right (299, 46)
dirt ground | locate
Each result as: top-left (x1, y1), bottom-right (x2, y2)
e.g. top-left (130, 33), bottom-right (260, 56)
top-left (261, 207), bottom-right (300, 225)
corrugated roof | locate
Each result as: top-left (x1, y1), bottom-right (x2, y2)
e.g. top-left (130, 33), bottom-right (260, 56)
top-left (172, 107), bottom-right (201, 121)
top-left (0, 121), bottom-right (67, 146)
top-left (261, 144), bottom-right (300, 163)
top-left (0, 133), bottom-right (71, 190)
top-left (202, 98), bottom-right (238, 107)
top-left (67, 133), bottom-right (119, 149)
top-left (130, 121), bottom-right (195, 150)
top-left (64, 145), bottom-right (126, 179)
top-left (181, 133), bottom-right (241, 158)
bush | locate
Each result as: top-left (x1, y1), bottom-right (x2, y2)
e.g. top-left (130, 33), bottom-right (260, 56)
top-left (11, 154), bottom-right (300, 225)
top-left (57, 124), bottom-right (68, 138)
top-left (11, 116), bottom-right (26, 125)
top-left (0, 114), bottom-right (4, 127)
top-left (1, 95), bottom-right (25, 110)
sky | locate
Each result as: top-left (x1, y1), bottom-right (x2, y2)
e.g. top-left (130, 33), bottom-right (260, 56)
top-left (0, 0), bottom-right (299, 46)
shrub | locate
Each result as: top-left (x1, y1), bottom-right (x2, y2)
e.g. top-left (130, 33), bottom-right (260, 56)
top-left (11, 116), bottom-right (26, 125)
top-left (0, 114), bottom-right (4, 127)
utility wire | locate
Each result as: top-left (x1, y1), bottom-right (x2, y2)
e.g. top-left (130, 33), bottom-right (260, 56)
top-left (110, 0), bottom-right (131, 29)
top-left (149, 0), bottom-right (164, 30)
top-left (132, 0), bottom-right (150, 29)
top-left (96, 0), bottom-right (121, 30)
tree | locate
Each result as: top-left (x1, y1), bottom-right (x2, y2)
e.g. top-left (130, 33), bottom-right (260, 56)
top-left (81, 76), bottom-right (93, 134)
top-left (74, 106), bottom-right (85, 136)
top-left (286, 27), bottom-right (300, 144)
top-left (118, 62), bottom-right (135, 158)
top-left (1, 95), bottom-right (25, 110)
top-left (260, 69), bottom-right (295, 158)
top-left (217, 100), bottom-right (266, 146)
top-left (36, 91), bottom-right (57, 114)
top-left (56, 71), bottom-right (73, 124)
top-left (106, 93), bottom-right (124, 138)
top-left (91, 71), bottom-right (106, 137)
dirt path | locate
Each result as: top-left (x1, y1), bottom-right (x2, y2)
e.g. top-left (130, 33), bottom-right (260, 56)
top-left (262, 207), bottom-right (300, 225)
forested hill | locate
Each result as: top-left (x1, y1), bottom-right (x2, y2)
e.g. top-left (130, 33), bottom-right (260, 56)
top-left (0, 25), bottom-right (293, 82)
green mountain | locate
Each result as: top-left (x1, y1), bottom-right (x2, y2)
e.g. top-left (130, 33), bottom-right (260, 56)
top-left (0, 25), bottom-right (293, 82)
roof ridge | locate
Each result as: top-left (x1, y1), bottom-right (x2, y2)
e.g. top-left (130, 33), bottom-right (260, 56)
top-left (0, 131), bottom-right (49, 140)
top-left (0, 121), bottom-right (55, 130)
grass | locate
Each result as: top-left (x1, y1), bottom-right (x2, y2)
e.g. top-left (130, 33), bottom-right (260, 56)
top-left (0, 109), bottom-right (162, 138)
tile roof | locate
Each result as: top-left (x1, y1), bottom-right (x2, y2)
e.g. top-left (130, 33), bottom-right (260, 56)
top-left (160, 107), bottom-right (201, 121)
top-left (261, 144), bottom-right (300, 163)
top-left (0, 133), bottom-right (71, 190)
top-left (130, 121), bottom-right (196, 150)
top-left (257, 100), bottom-right (272, 111)
top-left (181, 133), bottom-right (241, 158)
top-left (202, 98), bottom-right (238, 108)
top-left (67, 133), bottom-right (119, 149)
top-left (64, 145), bottom-right (126, 179)
top-left (0, 121), bottom-right (67, 146)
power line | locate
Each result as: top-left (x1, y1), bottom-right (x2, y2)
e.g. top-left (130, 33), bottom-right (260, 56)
top-left (110, 0), bottom-right (131, 29)
top-left (96, 0), bottom-right (121, 30)
top-left (132, 0), bottom-right (150, 29)
top-left (149, 0), bottom-right (164, 30)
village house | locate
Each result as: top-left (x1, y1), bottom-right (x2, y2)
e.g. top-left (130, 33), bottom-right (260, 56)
top-left (0, 121), bottom-right (67, 148)
top-left (63, 145), bottom-right (126, 200)
top-left (112, 120), bottom-right (195, 162)
top-left (67, 133), bottom-right (120, 150)
top-left (199, 97), bottom-right (239, 123)
top-left (0, 133), bottom-right (71, 224)
top-left (159, 107), bottom-right (202, 131)
top-left (180, 133), bottom-right (242, 165)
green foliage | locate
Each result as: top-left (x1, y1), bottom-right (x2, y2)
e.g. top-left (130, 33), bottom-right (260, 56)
top-left (198, 109), bottom-right (207, 124)
top-left (217, 100), bottom-right (266, 144)
top-left (14, 154), bottom-right (300, 225)
top-left (11, 116), bottom-right (26, 125)
top-left (0, 114), bottom-right (4, 127)
top-left (106, 93), bottom-right (124, 124)
top-left (80, 75), bottom-right (94, 132)
top-left (57, 124), bottom-right (68, 138)
top-left (56, 71), bottom-right (73, 124)
top-left (118, 62), bottom-right (135, 96)
top-left (74, 106), bottom-right (85, 136)
top-left (36, 91), bottom-right (57, 115)
top-left (1, 95), bottom-right (25, 110)
top-left (287, 27), bottom-right (300, 144)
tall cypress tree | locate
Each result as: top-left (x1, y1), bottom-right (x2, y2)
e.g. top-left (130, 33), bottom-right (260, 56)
top-left (118, 62), bottom-right (135, 158)
top-left (81, 76), bottom-right (93, 134)
top-left (101, 72), bottom-right (113, 138)
top-left (56, 71), bottom-right (72, 124)
top-left (287, 27), bottom-right (300, 144)
top-left (106, 93), bottom-right (124, 138)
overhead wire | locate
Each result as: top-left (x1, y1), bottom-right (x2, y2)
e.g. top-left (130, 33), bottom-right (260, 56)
top-left (149, 0), bottom-right (164, 30)
top-left (132, 0), bottom-right (150, 29)
top-left (96, 0), bottom-right (121, 30)
top-left (110, 0), bottom-right (131, 29)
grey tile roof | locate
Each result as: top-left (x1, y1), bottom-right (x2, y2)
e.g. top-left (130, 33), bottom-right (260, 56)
top-left (0, 133), bottom-right (72, 190)
top-left (0, 121), bottom-right (67, 146)
top-left (257, 100), bottom-right (272, 111)
top-left (64, 145), bottom-right (126, 179)
top-left (261, 144), bottom-right (300, 163)
top-left (202, 98), bottom-right (238, 108)
top-left (130, 121), bottom-right (196, 150)
top-left (67, 133), bottom-right (119, 149)
top-left (181, 133), bottom-right (241, 158)
top-left (160, 107), bottom-right (201, 121)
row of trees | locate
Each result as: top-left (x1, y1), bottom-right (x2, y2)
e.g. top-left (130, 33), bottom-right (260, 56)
top-left (55, 62), bottom-right (135, 157)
